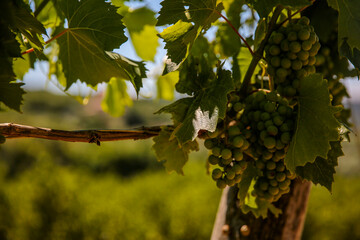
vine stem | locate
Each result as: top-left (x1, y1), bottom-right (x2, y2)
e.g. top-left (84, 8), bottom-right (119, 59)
top-left (238, 6), bottom-right (284, 98)
top-left (21, 29), bottom-right (69, 55)
top-left (0, 123), bottom-right (163, 145)
top-left (215, 10), bottom-right (254, 56)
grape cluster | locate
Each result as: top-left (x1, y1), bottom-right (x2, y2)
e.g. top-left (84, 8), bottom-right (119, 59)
top-left (204, 90), bottom-right (296, 202)
top-left (265, 16), bottom-right (320, 98)
top-left (240, 91), bottom-right (296, 202)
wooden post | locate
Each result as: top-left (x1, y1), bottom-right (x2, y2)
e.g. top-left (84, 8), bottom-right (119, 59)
top-left (211, 179), bottom-right (312, 240)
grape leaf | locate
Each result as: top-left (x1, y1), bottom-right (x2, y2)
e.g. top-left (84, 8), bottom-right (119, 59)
top-left (240, 179), bottom-right (282, 218)
top-left (0, 58), bottom-right (25, 112)
top-left (339, 39), bottom-right (360, 71)
top-left (101, 78), bottom-right (132, 117)
top-left (0, 22), bottom-right (24, 111)
top-left (152, 128), bottom-right (199, 175)
top-left (155, 97), bottom-right (194, 125)
top-left (157, 0), bottom-right (223, 73)
top-left (296, 141), bottom-right (343, 192)
top-left (157, 68), bottom-right (234, 144)
top-left (0, 0), bottom-right (46, 50)
top-left (285, 74), bottom-right (340, 172)
top-left (247, 0), bottom-right (312, 18)
top-left (34, 0), bottom-right (62, 29)
top-left (55, 0), bottom-right (145, 93)
top-left (327, 0), bottom-right (360, 70)
top-left (122, 7), bottom-right (159, 61)
top-left (157, 71), bottom-right (179, 101)
top-left (237, 162), bottom-right (257, 205)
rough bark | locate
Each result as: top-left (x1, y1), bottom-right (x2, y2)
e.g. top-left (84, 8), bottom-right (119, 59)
top-left (211, 178), bottom-right (312, 240)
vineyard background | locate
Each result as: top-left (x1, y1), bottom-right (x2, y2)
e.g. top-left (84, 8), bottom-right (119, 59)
top-left (0, 90), bottom-right (360, 240)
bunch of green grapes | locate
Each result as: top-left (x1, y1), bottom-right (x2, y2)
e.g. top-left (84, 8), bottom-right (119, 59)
top-left (203, 92), bottom-right (250, 189)
top-left (239, 91), bottom-right (296, 202)
top-left (265, 16), bottom-right (320, 98)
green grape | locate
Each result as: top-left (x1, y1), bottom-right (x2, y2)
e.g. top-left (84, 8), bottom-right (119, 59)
top-left (208, 155), bottom-right (220, 165)
top-left (264, 192), bottom-right (274, 202)
top-left (260, 130), bottom-right (269, 141)
top-left (267, 125), bottom-right (278, 136)
top-left (298, 29), bottom-right (310, 41)
top-left (266, 170), bottom-right (276, 179)
top-left (281, 39), bottom-right (290, 51)
top-left (259, 181), bottom-right (269, 191)
top-left (264, 137), bottom-right (276, 149)
top-left (276, 162), bottom-right (286, 172)
top-left (269, 179), bottom-right (278, 187)
top-left (266, 91), bottom-right (279, 102)
top-left (275, 139), bottom-right (285, 150)
top-left (297, 50), bottom-right (309, 61)
top-left (233, 149), bottom-right (244, 161)
top-left (228, 125), bottom-right (241, 136)
top-left (298, 16), bottom-right (310, 25)
top-left (276, 68), bottom-right (288, 79)
top-left (221, 157), bottom-right (233, 165)
top-left (262, 150), bottom-right (273, 160)
top-left (268, 186), bottom-right (280, 195)
top-left (271, 56), bottom-right (281, 67)
top-left (279, 180), bottom-right (291, 190)
top-left (216, 179), bottom-right (227, 189)
top-left (291, 59), bottom-right (303, 71)
top-left (212, 168), bottom-right (223, 180)
top-left (266, 161), bottom-right (276, 170)
top-left (281, 58), bottom-right (292, 69)
top-left (287, 31), bottom-right (298, 41)
top-left (226, 169), bottom-right (236, 180)
top-left (232, 135), bottom-right (245, 148)
top-left (264, 102), bottom-right (276, 113)
top-left (257, 121), bottom-right (265, 131)
top-left (276, 172), bottom-right (287, 182)
top-left (221, 148), bottom-right (232, 159)
top-left (280, 132), bottom-right (291, 144)
top-left (289, 41), bottom-right (302, 53)
top-left (269, 45), bottom-right (281, 56)
top-left (225, 176), bottom-right (236, 186)
top-left (234, 174), bottom-right (242, 183)
top-left (272, 32), bottom-right (285, 44)
top-left (253, 110), bottom-right (261, 122)
top-left (204, 139), bottom-right (215, 149)
top-left (233, 102), bottom-right (243, 112)
top-left (260, 112), bottom-right (271, 121)
top-left (212, 146), bottom-right (221, 156)
top-left (284, 86), bottom-right (297, 97)
top-left (264, 120), bottom-right (274, 128)
top-left (208, 129), bottom-right (220, 138)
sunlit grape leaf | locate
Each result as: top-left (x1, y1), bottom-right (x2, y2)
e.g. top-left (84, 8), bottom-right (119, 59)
top-left (158, 68), bottom-right (234, 144)
top-left (152, 128), bottom-right (199, 175)
top-left (237, 162), bottom-right (257, 205)
top-left (34, 0), bottom-right (62, 28)
top-left (155, 97), bottom-right (193, 125)
top-left (55, 0), bottom-right (146, 93)
top-left (157, 71), bottom-right (179, 101)
top-left (285, 74), bottom-right (340, 171)
top-left (157, 0), bottom-right (223, 73)
top-left (101, 78), bottom-right (132, 117)
top-left (122, 7), bottom-right (159, 61)
top-left (254, 18), bottom-right (266, 51)
top-left (1, 0), bottom-right (46, 49)
top-left (241, 179), bottom-right (282, 218)
top-left (247, 0), bottom-right (312, 18)
top-left (296, 141), bottom-right (343, 192)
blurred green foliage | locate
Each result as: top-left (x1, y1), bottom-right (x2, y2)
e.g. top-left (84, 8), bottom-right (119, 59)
top-left (0, 92), bottom-right (359, 240)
